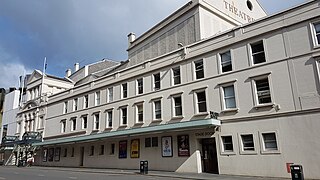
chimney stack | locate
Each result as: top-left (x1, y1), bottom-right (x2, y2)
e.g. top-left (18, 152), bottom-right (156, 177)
top-left (74, 63), bottom-right (80, 72)
top-left (127, 32), bottom-right (136, 47)
top-left (66, 69), bottom-right (72, 77)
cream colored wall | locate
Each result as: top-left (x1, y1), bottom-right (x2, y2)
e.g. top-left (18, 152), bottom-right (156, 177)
top-left (218, 112), bottom-right (320, 179)
top-left (37, 130), bottom-right (204, 173)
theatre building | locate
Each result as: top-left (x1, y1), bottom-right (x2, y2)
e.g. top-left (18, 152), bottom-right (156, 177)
top-left (31, 0), bottom-right (320, 179)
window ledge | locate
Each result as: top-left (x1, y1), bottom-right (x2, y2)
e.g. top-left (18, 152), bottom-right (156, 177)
top-left (221, 108), bottom-right (239, 114)
top-left (152, 119), bottom-right (162, 123)
top-left (239, 151), bottom-right (258, 155)
top-left (134, 122), bottom-right (144, 126)
top-left (193, 112), bottom-right (209, 117)
top-left (104, 127), bottom-right (113, 131)
top-left (261, 150), bottom-right (281, 155)
top-left (119, 125), bottom-right (128, 128)
top-left (91, 129), bottom-right (99, 133)
top-left (220, 151), bottom-right (236, 156)
top-left (254, 103), bottom-right (274, 109)
top-left (171, 116), bottom-right (184, 120)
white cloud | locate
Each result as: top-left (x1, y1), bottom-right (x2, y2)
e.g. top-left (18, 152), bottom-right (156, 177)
top-left (0, 62), bottom-right (31, 88)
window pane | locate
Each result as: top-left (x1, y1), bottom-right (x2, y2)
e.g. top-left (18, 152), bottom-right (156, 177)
top-left (154, 101), bottom-right (161, 119)
top-left (221, 51), bottom-right (232, 72)
top-left (173, 67), bottom-right (181, 85)
top-left (137, 104), bottom-right (143, 122)
top-left (197, 91), bottom-right (207, 113)
top-left (122, 108), bottom-right (127, 125)
top-left (108, 87), bottom-right (113, 102)
top-left (145, 138), bottom-right (151, 147)
top-left (223, 86), bottom-right (236, 109)
top-left (152, 137), bottom-right (158, 147)
top-left (263, 133), bottom-right (278, 150)
top-left (154, 73), bottom-right (161, 90)
top-left (241, 134), bottom-right (255, 151)
top-left (256, 78), bottom-right (271, 104)
top-left (195, 60), bottom-right (204, 79)
top-left (137, 78), bottom-right (143, 94)
top-left (174, 96), bottom-right (182, 116)
top-left (108, 111), bottom-right (112, 127)
top-left (251, 41), bottom-right (266, 64)
top-left (122, 84), bottom-right (127, 98)
top-left (222, 136), bottom-right (233, 151)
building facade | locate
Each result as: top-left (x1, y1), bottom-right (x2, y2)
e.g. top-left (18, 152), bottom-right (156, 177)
top-left (22, 0), bottom-right (320, 179)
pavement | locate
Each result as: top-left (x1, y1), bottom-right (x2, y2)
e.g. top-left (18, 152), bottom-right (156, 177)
top-left (28, 166), bottom-right (290, 180)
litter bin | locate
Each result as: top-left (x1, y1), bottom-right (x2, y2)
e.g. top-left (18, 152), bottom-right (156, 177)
top-left (290, 165), bottom-right (304, 180)
top-left (140, 160), bottom-right (148, 174)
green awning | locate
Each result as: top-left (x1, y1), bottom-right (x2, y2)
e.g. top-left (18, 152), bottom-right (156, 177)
top-left (33, 118), bottom-right (220, 146)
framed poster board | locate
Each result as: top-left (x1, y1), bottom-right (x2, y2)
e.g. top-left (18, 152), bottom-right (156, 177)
top-left (161, 136), bottom-right (173, 157)
top-left (130, 139), bottom-right (139, 158)
top-left (42, 149), bottom-right (48, 162)
top-left (48, 148), bottom-right (54, 161)
top-left (54, 147), bottom-right (61, 161)
top-left (177, 135), bottom-right (190, 156)
top-left (119, 140), bottom-right (127, 159)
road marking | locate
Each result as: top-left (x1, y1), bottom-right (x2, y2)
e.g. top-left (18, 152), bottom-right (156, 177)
top-left (0, 177), bottom-right (6, 180)
top-left (13, 172), bottom-right (19, 175)
top-left (68, 177), bottom-right (78, 179)
top-left (38, 174), bottom-right (45, 177)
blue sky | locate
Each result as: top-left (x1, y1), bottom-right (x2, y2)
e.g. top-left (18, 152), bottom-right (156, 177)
top-left (0, 0), bottom-right (307, 88)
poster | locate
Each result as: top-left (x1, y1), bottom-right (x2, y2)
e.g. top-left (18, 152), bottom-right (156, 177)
top-left (130, 139), bottom-right (139, 158)
top-left (54, 147), bottom-right (61, 161)
top-left (42, 149), bottom-right (48, 162)
top-left (48, 148), bottom-right (54, 161)
top-left (161, 136), bottom-right (173, 157)
top-left (119, 140), bottom-right (127, 158)
top-left (177, 135), bottom-right (190, 156)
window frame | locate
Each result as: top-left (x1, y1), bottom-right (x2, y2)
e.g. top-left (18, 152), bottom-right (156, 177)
top-left (135, 103), bottom-right (144, 124)
top-left (70, 117), bottom-right (76, 132)
top-left (89, 146), bottom-right (94, 156)
top-left (250, 73), bottom-right (274, 108)
top-left (310, 21), bottom-right (320, 48)
top-left (93, 113), bottom-right (100, 131)
top-left (219, 135), bottom-right (236, 155)
top-left (63, 101), bottom-right (68, 114)
top-left (259, 131), bottom-right (281, 154)
top-left (109, 143), bottom-right (116, 155)
top-left (218, 81), bottom-right (239, 113)
top-left (81, 115), bottom-right (88, 129)
top-left (121, 83), bottom-right (128, 99)
top-left (153, 73), bottom-right (161, 91)
top-left (105, 110), bottom-right (113, 129)
top-left (219, 50), bottom-right (233, 73)
top-left (250, 40), bottom-right (267, 65)
top-left (238, 133), bottom-right (258, 155)
top-left (107, 87), bottom-right (113, 103)
top-left (172, 66), bottom-right (181, 86)
top-left (171, 94), bottom-right (183, 118)
top-left (60, 120), bottom-right (66, 133)
top-left (95, 91), bottom-right (101, 106)
top-left (153, 99), bottom-right (162, 121)
top-left (83, 95), bottom-right (89, 109)
top-left (99, 144), bottom-right (105, 155)
top-left (120, 106), bottom-right (128, 126)
top-left (192, 88), bottom-right (208, 115)
top-left (73, 98), bottom-right (78, 111)
top-left (136, 78), bottom-right (144, 95)
top-left (194, 59), bottom-right (205, 80)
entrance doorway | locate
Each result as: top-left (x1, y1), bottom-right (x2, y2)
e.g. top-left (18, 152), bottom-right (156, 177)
top-left (201, 138), bottom-right (219, 174)
top-left (79, 147), bottom-right (84, 166)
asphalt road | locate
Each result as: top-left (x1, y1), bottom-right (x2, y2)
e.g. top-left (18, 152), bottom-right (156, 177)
top-left (0, 166), bottom-right (181, 180)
